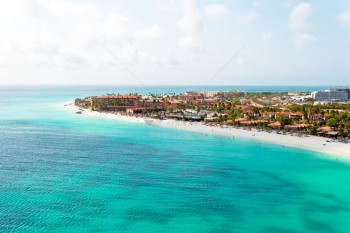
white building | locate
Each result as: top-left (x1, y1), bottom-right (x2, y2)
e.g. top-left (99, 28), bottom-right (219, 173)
top-left (201, 90), bottom-right (220, 98)
top-left (201, 90), bottom-right (246, 98)
top-left (311, 89), bottom-right (348, 101)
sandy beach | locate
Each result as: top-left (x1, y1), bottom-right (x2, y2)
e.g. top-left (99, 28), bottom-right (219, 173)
top-left (66, 103), bottom-right (350, 161)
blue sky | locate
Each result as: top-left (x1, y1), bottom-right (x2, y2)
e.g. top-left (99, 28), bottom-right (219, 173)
top-left (0, 0), bottom-right (350, 85)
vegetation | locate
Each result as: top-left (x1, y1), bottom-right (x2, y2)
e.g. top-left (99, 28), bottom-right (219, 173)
top-left (75, 91), bottom-right (350, 139)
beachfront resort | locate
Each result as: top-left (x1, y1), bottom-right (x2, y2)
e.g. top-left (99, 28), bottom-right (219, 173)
top-left (75, 88), bottom-right (350, 142)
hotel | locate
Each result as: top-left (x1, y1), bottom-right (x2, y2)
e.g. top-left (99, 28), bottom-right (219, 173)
top-left (311, 88), bottom-right (349, 101)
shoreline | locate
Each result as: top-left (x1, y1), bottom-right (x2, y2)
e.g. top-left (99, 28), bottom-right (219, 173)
top-left (65, 103), bottom-right (350, 161)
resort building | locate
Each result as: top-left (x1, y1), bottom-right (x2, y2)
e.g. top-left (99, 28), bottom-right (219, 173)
top-left (140, 99), bottom-right (165, 111)
top-left (201, 90), bottom-right (246, 99)
top-left (166, 100), bottom-right (184, 109)
top-left (289, 111), bottom-right (304, 120)
top-left (201, 98), bottom-right (219, 105)
top-left (336, 88), bottom-right (350, 98)
top-left (178, 92), bottom-right (201, 103)
top-left (93, 94), bottom-right (140, 106)
top-left (311, 89), bottom-right (349, 101)
top-left (90, 94), bottom-right (141, 111)
top-left (234, 105), bottom-right (253, 113)
top-left (201, 91), bottom-right (220, 98)
top-left (308, 113), bottom-right (331, 122)
top-left (219, 90), bottom-right (246, 99)
top-left (126, 107), bottom-right (145, 114)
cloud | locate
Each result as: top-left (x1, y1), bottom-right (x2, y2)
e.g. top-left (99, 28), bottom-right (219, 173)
top-left (0, 0), bottom-right (157, 71)
top-left (177, 36), bottom-right (203, 51)
top-left (175, 0), bottom-right (204, 52)
top-left (289, 2), bottom-right (312, 31)
top-left (236, 12), bottom-right (257, 25)
top-left (176, 0), bottom-right (201, 35)
top-left (288, 2), bottom-right (316, 49)
top-left (0, 0), bottom-right (336, 85)
top-left (203, 4), bottom-right (229, 20)
top-left (134, 25), bottom-right (165, 40)
top-left (260, 32), bottom-right (272, 41)
top-left (338, 9), bottom-right (350, 27)
top-left (172, 1), bottom-right (230, 52)
top-left (293, 33), bottom-right (317, 50)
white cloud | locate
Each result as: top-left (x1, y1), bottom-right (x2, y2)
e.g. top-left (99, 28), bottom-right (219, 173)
top-left (204, 4), bottom-right (229, 20)
top-left (338, 9), bottom-right (350, 27)
top-left (0, 0), bottom-right (340, 85)
top-left (236, 12), bottom-right (257, 25)
top-left (178, 36), bottom-right (203, 51)
top-left (134, 25), bottom-right (165, 40)
top-left (100, 15), bottom-right (130, 42)
top-left (293, 33), bottom-right (317, 50)
top-left (289, 2), bottom-right (312, 31)
top-left (168, 1), bottom-right (229, 53)
top-left (176, 0), bottom-right (201, 35)
top-left (260, 32), bottom-right (272, 41)
top-left (0, 0), bottom-right (152, 72)
top-left (175, 0), bottom-right (203, 52)
top-left (288, 2), bottom-right (316, 49)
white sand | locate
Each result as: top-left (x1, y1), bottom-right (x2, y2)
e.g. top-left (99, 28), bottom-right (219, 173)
top-left (66, 103), bottom-right (350, 161)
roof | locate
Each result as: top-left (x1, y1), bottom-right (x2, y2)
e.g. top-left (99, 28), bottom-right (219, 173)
top-left (101, 94), bottom-right (140, 99)
top-left (201, 99), bottom-right (218, 103)
top-left (310, 113), bottom-right (331, 118)
top-left (235, 105), bottom-right (253, 113)
top-left (239, 120), bottom-right (268, 125)
top-left (278, 111), bottom-right (290, 116)
top-left (126, 107), bottom-right (145, 110)
top-left (284, 124), bottom-right (311, 129)
top-left (290, 111), bottom-right (303, 116)
top-left (143, 99), bottom-right (163, 103)
top-left (317, 126), bottom-right (334, 132)
top-left (268, 121), bottom-right (282, 127)
top-left (168, 100), bottom-right (183, 104)
top-left (235, 117), bottom-right (246, 122)
top-left (310, 113), bottom-right (323, 117)
top-left (235, 105), bottom-right (252, 110)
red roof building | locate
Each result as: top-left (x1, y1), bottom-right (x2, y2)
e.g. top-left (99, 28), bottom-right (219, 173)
top-left (235, 105), bottom-right (253, 113)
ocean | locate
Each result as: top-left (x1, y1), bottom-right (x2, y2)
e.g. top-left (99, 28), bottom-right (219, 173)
top-left (0, 85), bottom-right (349, 232)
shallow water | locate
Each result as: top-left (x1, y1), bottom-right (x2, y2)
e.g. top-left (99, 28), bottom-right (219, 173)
top-left (0, 86), bottom-right (349, 232)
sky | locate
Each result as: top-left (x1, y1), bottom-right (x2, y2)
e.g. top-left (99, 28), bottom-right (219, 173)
top-left (1, 0), bottom-right (350, 86)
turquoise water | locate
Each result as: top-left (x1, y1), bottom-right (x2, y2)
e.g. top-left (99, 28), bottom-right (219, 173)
top-left (1, 86), bottom-right (350, 232)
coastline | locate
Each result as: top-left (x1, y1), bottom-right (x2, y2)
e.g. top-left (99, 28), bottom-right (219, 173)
top-left (65, 103), bottom-right (350, 161)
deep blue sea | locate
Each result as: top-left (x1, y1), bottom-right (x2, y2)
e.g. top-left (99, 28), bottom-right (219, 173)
top-left (1, 85), bottom-right (350, 232)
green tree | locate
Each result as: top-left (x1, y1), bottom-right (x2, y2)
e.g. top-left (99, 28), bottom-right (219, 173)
top-left (276, 115), bottom-right (291, 127)
top-left (288, 104), bottom-right (301, 112)
top-left (326, 118), bottom-right (338, 127)
top-left (232, 98), bottom-right (240, 106)
top-left (309, 126), bottom-right (318, 135)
